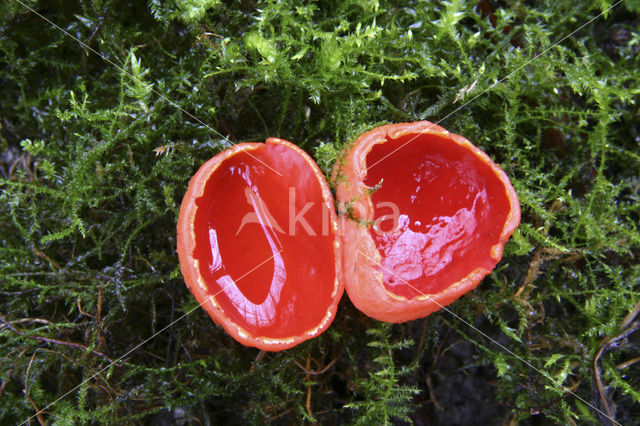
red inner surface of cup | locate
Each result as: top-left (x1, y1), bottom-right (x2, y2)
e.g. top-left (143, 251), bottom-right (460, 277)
top-left (364, 133), bottom-right (511, 299)
top-left (192, 144), bottom-right (336, 338)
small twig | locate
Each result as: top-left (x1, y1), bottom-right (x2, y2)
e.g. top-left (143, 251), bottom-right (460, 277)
top-left (0, 318), bottom-right (52, 331)
top-left (617, 357), bottom-right (640, 370)
top-left (32, 247), bottom-right (61, 271)
top-left (267, 408), bottom-right (293, 422)
top-left (35, 348), bottom-right (78, 365)
top-left (201, 25), bottom-right (224, 39)
top-left (413, 318), bottom-right (429, 364)
top-left (135, 255), bottom-right (157, 272)
top-left (31, 336), bottom-right (122, 366)
top-left (0, 316), bottom-right (22, 333)
top-left (293, 349), bottom-right (344, 375)
top-left (620, 300), bottom-right (640, 330)
top-left (142, 349), bottom-right (166, 362)
top-left (426, 375), bottom-right (443, 411)
top-left (516, 246), bottom-right (582, 318)
top-left (305, 353), bottom-right (315, 421)
top-left (1, 318), bottom-right (122, 367)
top-left (84, 16), bottom-right (103, 47)
top-left (24, 352), bottom-right (46, 426)
top-left (593, 321), bottom-right (640, 423)
top-left (254, 350), bottom-right (266, 362)
top-left (153, 144), bottom-right (175, 157)
top-left (438, 337), bottom-right (463, 362)
top-left (77, 298), bottom-right (95, 318)
top-left (250, 350), bottom-right (267, 373)
top-left (194, 25), bottom-right (225, 49)
top-left (516, 247), bottom-right (543, 299)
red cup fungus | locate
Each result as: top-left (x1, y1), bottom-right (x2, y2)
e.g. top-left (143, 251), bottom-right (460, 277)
top-left (335, 122), bottom-right (520, 323)
top-left (177, 138), bottom-right (343, 351)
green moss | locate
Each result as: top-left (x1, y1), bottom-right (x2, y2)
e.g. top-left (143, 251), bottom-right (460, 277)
top-left (1, 0), bottom-right (639, 424)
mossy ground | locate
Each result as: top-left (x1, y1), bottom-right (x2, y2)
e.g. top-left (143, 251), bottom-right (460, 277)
top-left (1, 0), bottom-right (639, 424)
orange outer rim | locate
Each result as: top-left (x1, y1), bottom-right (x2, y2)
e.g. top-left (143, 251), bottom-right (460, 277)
top-left (177, 138), bottom-right (343, 351)
top-left (335, 121), bottom-right (521, 323)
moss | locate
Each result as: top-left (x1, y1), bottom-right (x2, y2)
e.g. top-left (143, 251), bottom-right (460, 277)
top-left (1, 0), bottom-right (639, 424)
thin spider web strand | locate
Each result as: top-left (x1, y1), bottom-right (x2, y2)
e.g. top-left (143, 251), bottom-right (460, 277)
top-left (13, 0), bottom-right (623, 422)
top-left (356, 249), bottom-right (621, 425)
top-left (13, 0), bottom-right (283, 177)
top-left (365, 0), bottom-right (623, 172)
top-left (21, 251), bottom-right (281, 425)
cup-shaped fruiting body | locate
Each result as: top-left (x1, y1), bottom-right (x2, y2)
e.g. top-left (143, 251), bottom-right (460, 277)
top-left (177, 138), bottom-right (343, 351)
top-left (335, 122), bottom-right (520, 323)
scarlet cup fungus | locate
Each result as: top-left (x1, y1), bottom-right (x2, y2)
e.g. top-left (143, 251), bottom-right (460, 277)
top-left (177, 138), bottom-right (343, 351)
top-left (335, 122), bottom-right (520, 323)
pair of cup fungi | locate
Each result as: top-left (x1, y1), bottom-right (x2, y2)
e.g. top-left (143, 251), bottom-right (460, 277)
top-left (177, 121), bottom-right (520, 351)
